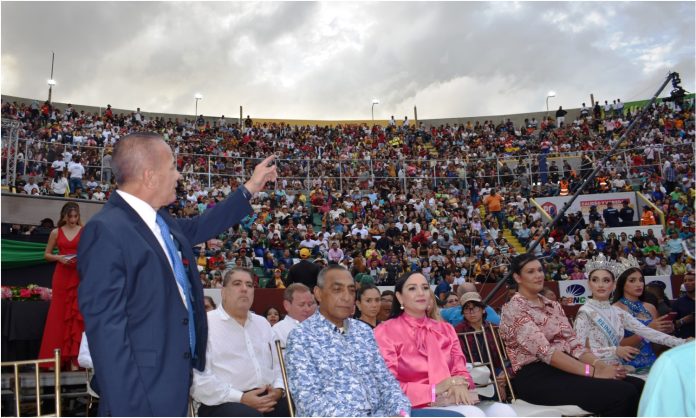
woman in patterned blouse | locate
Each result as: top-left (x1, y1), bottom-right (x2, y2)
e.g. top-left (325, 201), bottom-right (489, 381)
top-left (499, 253), bottom-right (643, 416)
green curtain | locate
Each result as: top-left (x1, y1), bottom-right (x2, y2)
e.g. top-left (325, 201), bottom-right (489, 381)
top-left (1, 239), bottom-right (50, 269)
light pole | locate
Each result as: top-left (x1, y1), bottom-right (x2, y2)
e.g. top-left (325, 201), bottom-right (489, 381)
top-left (194, 93), bottom-right (203, 116)
top-left (371, 99), bottom-right (380, 122)
top-left (47, 51), bottom-right (55, 103)
top-left (546, 91), bottom-right (556, 113)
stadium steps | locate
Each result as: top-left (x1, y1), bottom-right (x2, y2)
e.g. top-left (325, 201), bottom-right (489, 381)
top-left (502, 230), bottom-right (526, 254)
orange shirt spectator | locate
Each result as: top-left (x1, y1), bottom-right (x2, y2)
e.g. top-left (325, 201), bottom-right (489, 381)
top-left (484, 193), bottom-right (503, 212)
top-left (641, 208), bottom-right (657, 225)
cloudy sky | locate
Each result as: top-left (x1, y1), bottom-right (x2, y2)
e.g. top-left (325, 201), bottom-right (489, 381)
top-left (2, 1), bottom-right (694, 120)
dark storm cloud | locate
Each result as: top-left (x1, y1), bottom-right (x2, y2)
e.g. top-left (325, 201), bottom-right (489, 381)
top-left (2, 1), bottom-right (693, 119)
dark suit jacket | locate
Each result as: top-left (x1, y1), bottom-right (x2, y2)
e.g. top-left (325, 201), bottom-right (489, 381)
top-left (286, 259), bottom-right (321, 290)
top-left (78, 189), bottom-right (251, 416)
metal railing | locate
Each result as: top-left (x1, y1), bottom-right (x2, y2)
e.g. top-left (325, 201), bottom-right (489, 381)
top-left (2, 135), bottom-right (692, 196)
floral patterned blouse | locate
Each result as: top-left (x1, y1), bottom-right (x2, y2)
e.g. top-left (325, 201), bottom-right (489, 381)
top-left (500, 293), bottom-right (587, 372)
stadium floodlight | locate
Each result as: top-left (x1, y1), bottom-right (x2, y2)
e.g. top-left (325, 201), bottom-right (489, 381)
top-left (371, 99), bottom-right (380, 122)
top-left (47, 52), bottom-right (56, 103)
top-left (546, 91), bottom-right (556, 113)
top-left (194, 93), bottom-right (203, 116)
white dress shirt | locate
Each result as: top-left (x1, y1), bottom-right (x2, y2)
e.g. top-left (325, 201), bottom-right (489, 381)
top-left (77, 332), bottom-right (93, 369)
top-left (272, 315), bottom-right (301, 348)
top-left (191, 307), bottom-right (284, 405)
top-left (116, 190), bottom-right (187, 308)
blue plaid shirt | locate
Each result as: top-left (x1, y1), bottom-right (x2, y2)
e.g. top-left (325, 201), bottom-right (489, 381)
top-left (664, 165), bottom-right (677, 182)
top-left (285, 312), bottom-right (411, 417)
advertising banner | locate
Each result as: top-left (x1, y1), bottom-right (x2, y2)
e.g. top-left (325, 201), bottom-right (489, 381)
top-left (603, 225), bottom-right (665, 240)
top-left (558, 279), bottom-right (590, 305)
top-left (534, 192), bottom-right (637, 223)
top-left (558, 275), bottom-right (673, 304)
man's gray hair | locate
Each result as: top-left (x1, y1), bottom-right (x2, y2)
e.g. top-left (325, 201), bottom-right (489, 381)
top-left (456, 282), bottom-right (477, 298)
top-left (112, 132), bottom-right (165, 185)
top-left (222, 267), bottom-right (254, 287)
top-left (316, 264), bottom-right (351, 288)
top-left (283, 283), bottom-right (311, 302)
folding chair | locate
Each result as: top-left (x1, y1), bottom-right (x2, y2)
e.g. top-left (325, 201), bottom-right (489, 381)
top-left (84, 368), bottom-right (98, 417)
top-left (274, 340), bottom-right (295, 417)
top-left (1, 348), bottom-right (62, 417)
top-left (188, 396), bottom-right (198, 417)
top-left (457, 328), bottom-right (506, 402)
top-left (487, 324), bottom-right (592, 417)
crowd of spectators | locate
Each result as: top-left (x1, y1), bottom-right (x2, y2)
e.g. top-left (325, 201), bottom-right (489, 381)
top-left (2, 96), bottom-right (694, 291)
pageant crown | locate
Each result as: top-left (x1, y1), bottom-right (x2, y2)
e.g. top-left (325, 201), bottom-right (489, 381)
top-left (584, 253), bottom-right (641, 279)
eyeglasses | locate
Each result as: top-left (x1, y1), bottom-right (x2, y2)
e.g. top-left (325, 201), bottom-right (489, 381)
top-left (463, 306), bottom-right (482, 313)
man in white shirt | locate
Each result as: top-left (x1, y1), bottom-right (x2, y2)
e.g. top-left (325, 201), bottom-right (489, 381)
top-left (395, 215), bottom-right (406, 231)
top-left (23, 177), bottom-right (39, 194)
top-left (272, 283), bottom-right (316, 347)
top-left (91, 186), bottom-right (106, 201)
top-left (51, 158), bottom-right (66, 179)
top-left (191, 268), bottom-right (289, 417)
top-left (299, 237), bottom-right (320, 251)
top-left (68, 156), bottom-right (85, 193)
top-left (350, 220), bottom-right (369, 240)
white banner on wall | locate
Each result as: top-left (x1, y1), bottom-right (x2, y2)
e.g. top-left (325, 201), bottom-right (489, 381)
top-left (558, 275), bottom-right (673, 304)
top-left (603, 225), bottom-right (665, 240)
top-left (558, 279), bottom-right (590, 304)
top-left (534, 192), bottom-right (638, 223)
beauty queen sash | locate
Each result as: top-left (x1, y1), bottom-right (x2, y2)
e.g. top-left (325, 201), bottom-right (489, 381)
top-left (586, 302), bottom-right (622, 347)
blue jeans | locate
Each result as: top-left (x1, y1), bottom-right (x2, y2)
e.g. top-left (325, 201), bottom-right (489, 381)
top-left (491, 211), bottom-right (505, 230)
top-left (69, 177), bottom-right (83, 193)
top-left (669, 252), bottom-right (683, 264)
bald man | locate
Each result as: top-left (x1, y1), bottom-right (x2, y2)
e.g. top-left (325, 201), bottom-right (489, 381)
top-left (440, 282), bottom-right (501, 326)
top-left (78, 132), bottom-right (277, 416)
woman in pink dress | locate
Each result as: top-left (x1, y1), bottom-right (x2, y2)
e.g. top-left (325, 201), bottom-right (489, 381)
top-left (374, 272), bottom-right (514, 416)
top-left (39, 202), bottom-right (84, 368)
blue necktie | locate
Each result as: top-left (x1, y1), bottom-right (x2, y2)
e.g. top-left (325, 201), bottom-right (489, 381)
top-left (156, 214), bottom-right (196, 358)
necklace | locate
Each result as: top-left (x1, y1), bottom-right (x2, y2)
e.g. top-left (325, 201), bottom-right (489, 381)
top-left (619, 297), bottom-right (651, 322)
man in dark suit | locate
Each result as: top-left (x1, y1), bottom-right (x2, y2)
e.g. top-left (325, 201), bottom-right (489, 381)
top-left (78, 132), bottom-right (276, 416)
top-left (286, 247), bottom-right (321, 290)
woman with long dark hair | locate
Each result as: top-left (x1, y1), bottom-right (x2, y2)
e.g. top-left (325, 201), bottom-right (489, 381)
top-left (499, 253), bottom-right (642, 416)
top-left (612, 267), bottom-right (675, 371)
top-left (374, 272), bottom-right (514, 416)
top-left (575, 256), bottom-right (687, 369)
top-left (354, 284), bottom-right (381, 329)
top-left (39, 202), bottom-right (84, 368)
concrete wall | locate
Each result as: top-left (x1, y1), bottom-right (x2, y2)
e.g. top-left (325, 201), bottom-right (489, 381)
top-left (423, 108), bottom-right (582, 130)
top-left (1, 193), bottom-right (105, 225)
top-left (1, 94), bottom-right (585, 129)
